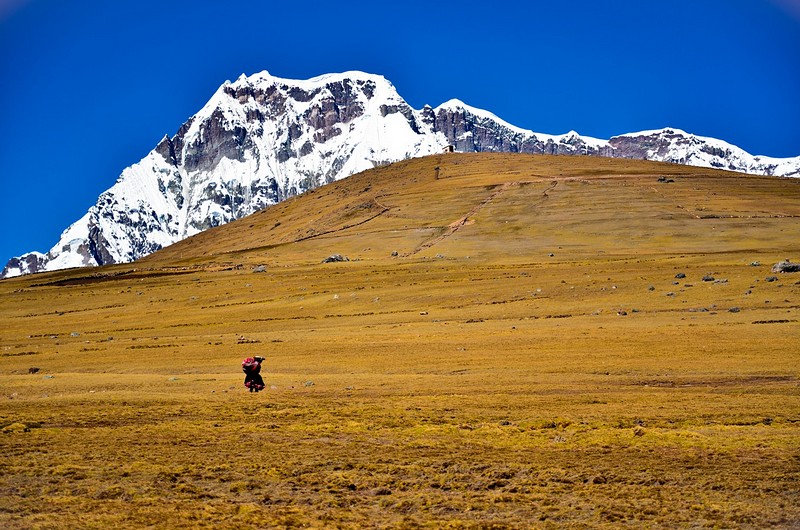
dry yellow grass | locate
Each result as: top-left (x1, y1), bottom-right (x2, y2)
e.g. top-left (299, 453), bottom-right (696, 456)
top-left (1, 153), bottom-right (799, 528)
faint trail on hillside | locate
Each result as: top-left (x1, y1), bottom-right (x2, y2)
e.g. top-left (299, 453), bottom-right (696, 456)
top-left (645, 182), bottom-right (800, 220)
top-left (405, 180), bottom-right (558, 256)
top-left (644, 184), bottom-right (702, 219)
top-left (292, 197), bottom-right (391, 244)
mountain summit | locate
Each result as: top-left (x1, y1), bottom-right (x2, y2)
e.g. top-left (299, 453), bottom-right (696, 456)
top-left (4, 70), bottom-right (799, 278)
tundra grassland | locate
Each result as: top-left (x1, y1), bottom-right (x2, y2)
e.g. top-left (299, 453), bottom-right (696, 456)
top-left (1, 154), bottom-right (799, 528)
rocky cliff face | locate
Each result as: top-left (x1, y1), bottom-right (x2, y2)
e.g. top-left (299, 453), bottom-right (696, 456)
top-left (430, 100), bottom-right (614, 157)
top-left (3, 71), bottom-right (799, 278)
top-left (607, 129), bottom-right (800, 176)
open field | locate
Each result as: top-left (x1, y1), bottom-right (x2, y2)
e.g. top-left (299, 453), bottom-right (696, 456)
top-left (2, 153), bottom-right (799, 528)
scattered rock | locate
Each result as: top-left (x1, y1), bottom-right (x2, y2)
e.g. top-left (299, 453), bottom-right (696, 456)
top-left (322, 254), bottom-right (349, 263)
top-left (391, 251), bottom-right (398, 257)
top-left (702, 275), bottom-right (715, 282)
top-left (252, 265), bottom-right (267, 273)
top-left (772, 260), bottom-right (800, 273)
top-left (675, 272), bottom-right (686, 279)
top-left (765, 276), bottom-right (779, 283)
top-left (304, 381), bottom-right (314, 387)
top-left (657, 176), bottom-right (675, 183)
top-left (750, 261), bottom-right (761, 267)
top-left (28, 367), bottom-right (40, 374)
top-left (728, 307), bottom-right (741, 313)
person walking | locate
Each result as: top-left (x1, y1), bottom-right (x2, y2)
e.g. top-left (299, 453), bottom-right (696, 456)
top-left (242, 356), bottom-right (266, 392)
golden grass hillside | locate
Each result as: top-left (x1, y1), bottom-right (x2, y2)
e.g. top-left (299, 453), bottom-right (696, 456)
top-left (1, 153), bottom-right (799, 528)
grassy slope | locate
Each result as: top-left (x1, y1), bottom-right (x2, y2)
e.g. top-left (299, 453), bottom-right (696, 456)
top-left (1, 153), bottom-right (799, 528)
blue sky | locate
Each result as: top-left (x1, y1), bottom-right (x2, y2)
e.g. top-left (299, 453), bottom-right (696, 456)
top-left (1, 0), bottom-right (798, 264)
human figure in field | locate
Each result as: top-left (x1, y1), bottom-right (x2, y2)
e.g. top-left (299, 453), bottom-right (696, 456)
top-left (242, 356), bottom-right (266, 392)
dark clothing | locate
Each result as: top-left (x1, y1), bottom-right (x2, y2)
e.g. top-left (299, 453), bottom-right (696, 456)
top-left (244, 371), bottom-right (265, 392)
top-left (242, 357), bottom-right (265, 392)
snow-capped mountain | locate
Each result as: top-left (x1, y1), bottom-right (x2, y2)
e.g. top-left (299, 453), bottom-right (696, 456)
top-left (3, 71), bottom-right (799, 278)
top-left (607, 128), bottom-right (800, 177)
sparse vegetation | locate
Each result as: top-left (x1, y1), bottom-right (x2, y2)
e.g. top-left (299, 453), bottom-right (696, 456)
top-left (1, 153), bottom-right (799, 528)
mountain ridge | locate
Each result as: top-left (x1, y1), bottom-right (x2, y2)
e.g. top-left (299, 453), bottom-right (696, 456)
top-left (4, 70), bottom-right (799, 278)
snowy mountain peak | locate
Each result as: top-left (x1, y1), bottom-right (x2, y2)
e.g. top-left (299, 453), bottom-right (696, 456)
top-left (608, 128), bottom-right (799, 177)
top-left (436, 98), bottom-right (531, 136)
top-left (3, 71), bottom-right (800, 278)
top-left (225, 70), bottom-right (400, 102)
top-left (617, 127), bottom-right (690, 138)
top-left (437, 98), bottom-right (469, 109)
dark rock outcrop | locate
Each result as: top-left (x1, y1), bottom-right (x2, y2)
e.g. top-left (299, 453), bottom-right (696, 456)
top-left (772, 260), bottom-right (800, 273)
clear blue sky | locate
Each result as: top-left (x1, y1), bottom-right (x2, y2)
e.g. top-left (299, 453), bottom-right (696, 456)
top-left (1, 0), bottom-right (798, 263)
